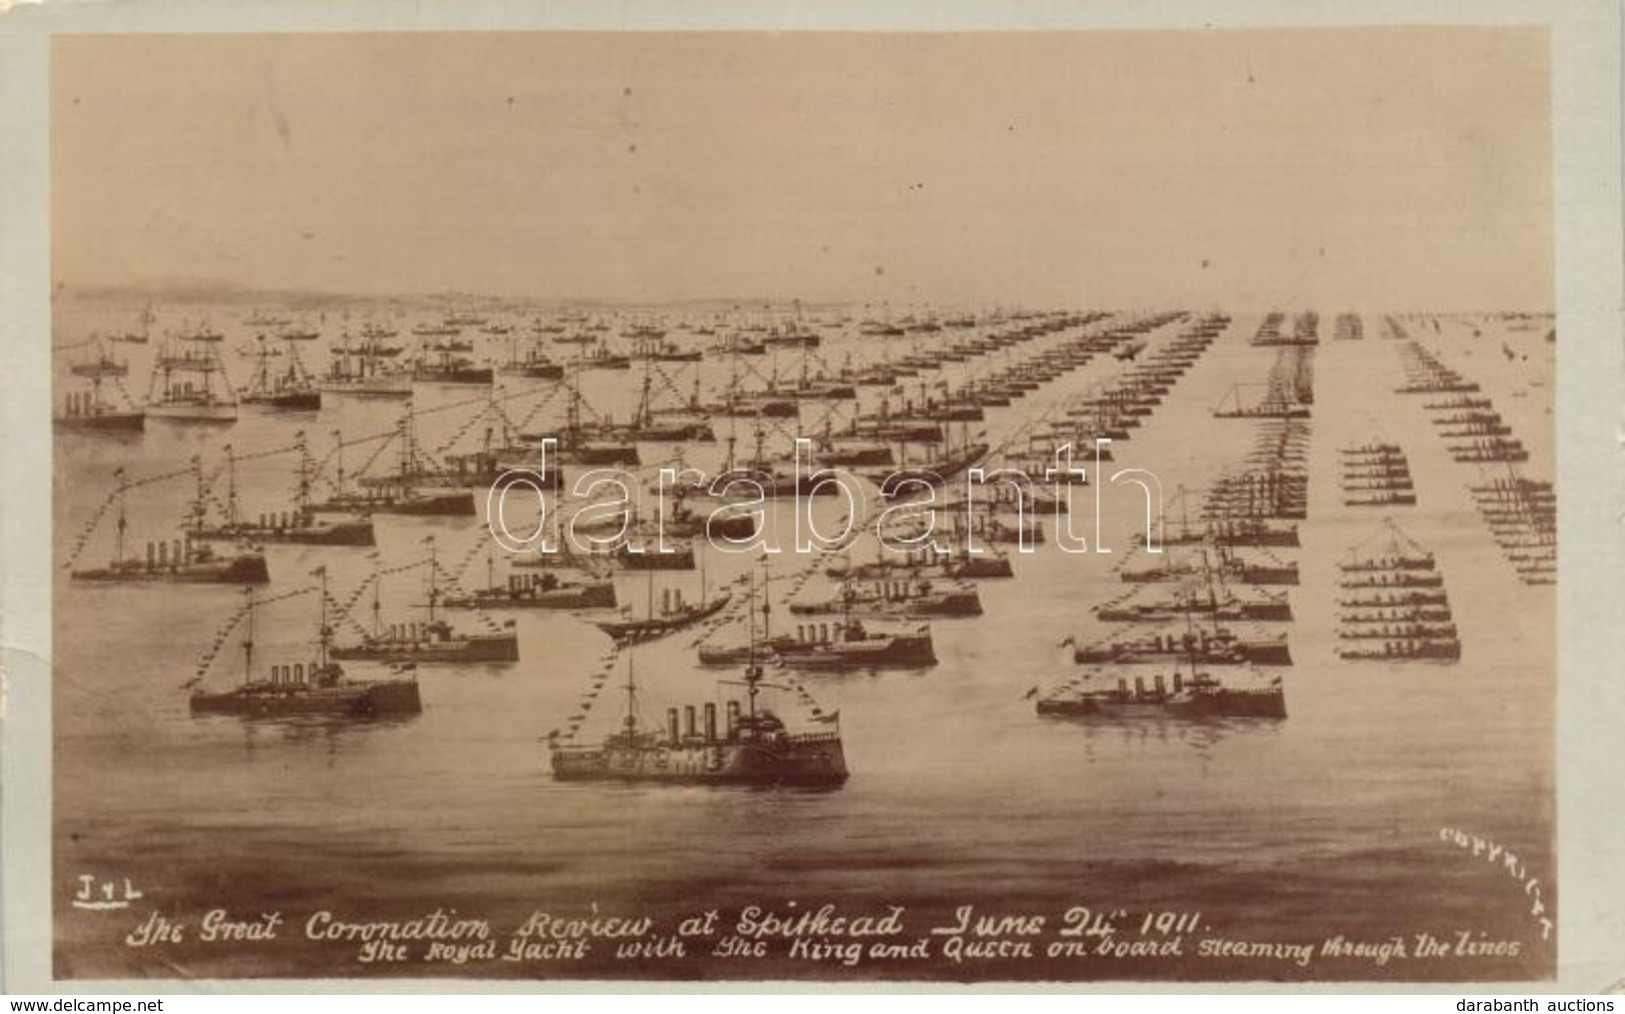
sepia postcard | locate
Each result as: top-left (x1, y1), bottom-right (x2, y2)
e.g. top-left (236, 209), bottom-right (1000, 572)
top-left (2, 0), bottom-right (1622, 994)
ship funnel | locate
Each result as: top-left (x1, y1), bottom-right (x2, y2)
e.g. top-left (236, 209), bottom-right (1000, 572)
top-left (662, 588), bottom-right (672, 614)
top-left (1118, 677), bottom-right (1128, 696)
top-left (1134, 676), bottom-right (1146, 699)
top-left (726, 700), bottom-right (740, 737)
top-left (1173, 672), bottom-right (1184, 694)
top-left (704, 703), bottom-right (718, 742)
top-left (1154, 674), bottom-right (1166, 696)
top-left (683, 705), bottom-right (697, 740)
top-left (667, 708), bottom-right (680, 746)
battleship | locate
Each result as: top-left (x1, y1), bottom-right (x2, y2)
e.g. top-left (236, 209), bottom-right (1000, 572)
top-left (1137, 514), bottom-right (1300, 549)
top-left (71, 534), bottom-right (270, 585)
top-left (1117, 546), bottom-right (1298, 586)
top-left (701, 563), bottom-right (940, 670)
top-left (145, 340), bottom-right (238, 423)
top-left (1037, 659), bottom-right (1286, 720)
top-left (1339, 639), bottom-right (1461, 662)
top-left (240, 338), bottom-right (322, 411)
top-left (57, 345), bottom-right (144, 432)
top-left (185, 442), bottom-right (376, 547)
top-left (322, 334), bottom-right (413, 398)
top-left (1336, 523), bottom-right (1460, 663)
top-left (331, 545), bottom-right (520, 663)
top-left (412, 344), bottom-right (494, 385)
top-left (773, 618), bottom-right (938, 670)
top-left (67, 469), bottom-right (270, 584)
top-left (305, 421), bottom-right (477, 517)
top-left (607, 371), bottom-right (715, 442)
top-left (441, 569), bottom-right (617, 611)
top-left (189, 578), bottom-right (422, 718)
top-left (498, 336), bottom-right (566, 379)
top-left (1095, 586), bottom-right (1293, 623)
top-left (56, 388), bottom-right (145, 432)
top-left (825, 545), bottom-right (1015, 582)
top-left (1340, 443), bottom-right (1416, 507)
top-left (551, 650), bottom-right (847, 786)
top-left (613, 543), bottom-right (696, 571)
top-left (1070, 625), bottom-right (1293, 666)
top-left (790, 577), bottom-right (983, 619)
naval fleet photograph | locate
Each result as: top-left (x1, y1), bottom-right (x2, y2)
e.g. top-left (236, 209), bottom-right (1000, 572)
top-left (44, 28), bottom-right (1556, 983)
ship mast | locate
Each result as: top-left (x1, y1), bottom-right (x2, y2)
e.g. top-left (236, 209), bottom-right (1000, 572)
top-left (425, 537), bottom-right (439, 625)
top-left (223, 444), bottom-right (239, 528)
top-left (398, 412), bottom-right (414, 484)
top-left (113, 468), bottom-right (128, 563)
top-left (636, 361), bottom-right (653, 429)
top-left (761, 555), bottom-right (772, 641)
top-left (371, 558), bottom-right (383, 637)
top-left (292, 431), bottom-right (311, 516)
top-left (746, 564), bottom-right (757, 668)
top-left (622, 651), bottom-right (639, 739)
top-left (189, 455), bottom-right (207, 536)
top-left (242, 586), bottom-right (256, 686)
top-left (253, 336), bottom-right (271, 395)
top-left (332, 429), bottom-right (347, 499)
top-left (316, 566), bottom-right (331, 671)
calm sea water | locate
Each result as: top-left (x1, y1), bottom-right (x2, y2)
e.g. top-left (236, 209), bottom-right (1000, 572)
top-left (52, 306), bottom-right (1554, 981)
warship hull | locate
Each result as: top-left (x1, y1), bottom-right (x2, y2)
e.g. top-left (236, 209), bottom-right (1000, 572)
top-left (190, 680), bottom-right (421, 717)
top-left (243, 390), bottom-right (321, 411)
top-left (189, 519), bottom-right (376, 547)
top-left (332, 633), bottom-right (519, 664)
top-left (1038, 687), bottom-right (1286, 719)
top-left (72, 555), bottom-right (270, 585)
top-left (443, 580), bottom-right (616, 610)
top-left (147, 401), bottom-right (238, 424)
top-left (551, 733), bottom-right (847, 786)
top-left (55, 411), bottom-right (146, 432)
top-left (308, 491), bottom-right (476, 517)
top-left (775, 632), bottom-right (937, 670)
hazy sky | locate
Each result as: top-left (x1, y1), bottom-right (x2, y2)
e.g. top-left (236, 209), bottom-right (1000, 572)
top-left (52, 30), bottom-right (1552, 309)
